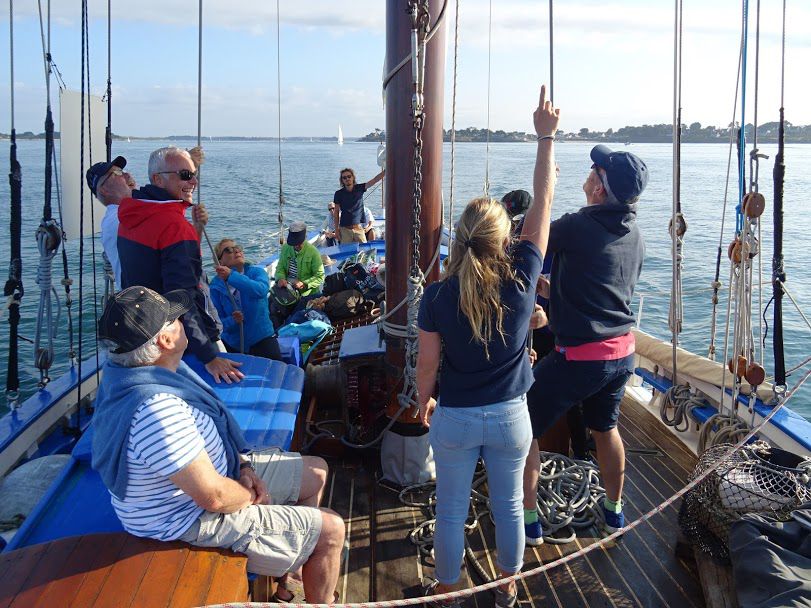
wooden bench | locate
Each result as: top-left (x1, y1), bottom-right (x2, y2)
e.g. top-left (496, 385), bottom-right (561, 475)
top-left (0, 532), bottom-right (248, 608)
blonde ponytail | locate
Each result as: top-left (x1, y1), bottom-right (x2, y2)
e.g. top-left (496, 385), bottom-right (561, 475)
top-left (446, 198), bottom-right (516, 359)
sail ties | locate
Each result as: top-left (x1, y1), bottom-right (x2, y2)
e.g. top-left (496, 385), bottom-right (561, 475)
top-left (33, 220), bottom-right (61, 386)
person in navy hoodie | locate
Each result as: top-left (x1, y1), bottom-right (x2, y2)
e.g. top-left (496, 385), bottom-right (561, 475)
top-left (416, 86), bottom-right (559, 608)
top-left (117, 146), bottom-right (244, 384)
top-left (211, 238), bottom-right (281, 361)
top-left (523, 145), bottom-right (648, 538)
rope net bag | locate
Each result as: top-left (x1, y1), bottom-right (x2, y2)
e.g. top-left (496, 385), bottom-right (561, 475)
top-left (678, 440), bottom-right (811, 563)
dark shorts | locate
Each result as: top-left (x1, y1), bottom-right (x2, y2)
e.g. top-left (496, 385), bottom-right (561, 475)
top-left (527, 351), bottom-right (635, 437)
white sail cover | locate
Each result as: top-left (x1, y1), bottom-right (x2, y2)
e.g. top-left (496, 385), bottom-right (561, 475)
top-left (59, 89), bottom-right (107, 240)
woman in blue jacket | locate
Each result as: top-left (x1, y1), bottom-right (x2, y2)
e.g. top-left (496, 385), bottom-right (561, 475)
top-left (211, 239), bottom-right (281, 360)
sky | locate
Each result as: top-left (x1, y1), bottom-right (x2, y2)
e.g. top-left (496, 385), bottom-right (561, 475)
top-left (1, 0), bottom-right (810, 138)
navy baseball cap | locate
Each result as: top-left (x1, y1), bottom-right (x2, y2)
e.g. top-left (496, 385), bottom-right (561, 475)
top-left (590, 145), bottom-right (648, 203)
top-left (98, 286), bottom-right (191, 353)
top-left (86, 156), bottom-right (127, 196)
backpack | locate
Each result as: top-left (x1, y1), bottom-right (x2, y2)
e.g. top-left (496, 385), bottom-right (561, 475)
top-left (343, 263), bottom-right (384, 301)
top-left (323, 272), bottom-right (347, 296)
top-left (324, 289), bottom-right (374, 321)
top-left (276, 319), bottom-right (333, 364)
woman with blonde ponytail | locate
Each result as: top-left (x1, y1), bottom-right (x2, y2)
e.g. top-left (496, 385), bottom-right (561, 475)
top-left (416, 86), bottom-right (560, 608)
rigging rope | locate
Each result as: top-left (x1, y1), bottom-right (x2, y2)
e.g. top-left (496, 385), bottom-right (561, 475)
top-left (771, 0), bottom-right (787, 395)
top-left (33, 0), bottom-right (60, 386)
top-left (195, 0), bottom-right (244, 353)
top-left (446, 0), bottom-right (460, 264)
top-left (483, 0), bottom-right (492, 197)
top-left (276, 0), bottom-right (285, 252)
top-left (102, 0), bottom-right (114, 301)
top-left (83, 2), bottom-right (102, 378)
top-left (708, 32), bottom-right (744, 361)
top-left (5, 0), bottom-right (23, 406)
top-left (548, 0), bottom-right (554, 104)
top-left (668, 0), bottom-right (685, 387)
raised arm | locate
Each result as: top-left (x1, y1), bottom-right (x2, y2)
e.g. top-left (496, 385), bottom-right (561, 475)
top-left (366, 169), bottom-right (385, 189)
top-left (521, 85), bottom-right (560, 258)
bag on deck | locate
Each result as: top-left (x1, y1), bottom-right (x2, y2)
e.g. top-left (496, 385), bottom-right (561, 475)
top-left (276, 319), bottom-right (333, 364)
top-left (323, 272), bottom-right (347, 296)
top-left (324, 289), bottom-right (373, 321)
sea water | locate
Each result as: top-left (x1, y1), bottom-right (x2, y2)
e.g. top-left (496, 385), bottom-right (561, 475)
top-left (0, 140), bottom-right (808, 418)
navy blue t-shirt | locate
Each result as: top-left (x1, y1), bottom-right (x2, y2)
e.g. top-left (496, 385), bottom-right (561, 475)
top-left (418, 240), bottom-right (543, 407)
top-left (334, 183), bottom-right (367, 227)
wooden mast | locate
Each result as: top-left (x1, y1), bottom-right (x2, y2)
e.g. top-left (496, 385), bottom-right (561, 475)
top-left (383, 0), bottom-right (446, 416)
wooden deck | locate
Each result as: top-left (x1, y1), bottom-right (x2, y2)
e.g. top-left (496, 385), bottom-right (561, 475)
top-left (318, 396), bottom-right (705, 608)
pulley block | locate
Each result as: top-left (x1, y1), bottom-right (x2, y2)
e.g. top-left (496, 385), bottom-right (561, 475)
top-left (743, 192), bottom-right (766, 219)
top-left (728, 355), bottom-right (748, 378)
top-left (745, 362), bottom-right (766, 387)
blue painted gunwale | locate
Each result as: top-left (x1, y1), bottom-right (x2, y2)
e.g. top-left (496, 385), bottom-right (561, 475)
top-left (0, 353), bottom-right (104, 460)
top-left (636, 367), bottom-right (811, 451)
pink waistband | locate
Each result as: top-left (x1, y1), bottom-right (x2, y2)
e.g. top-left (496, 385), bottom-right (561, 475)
top-left (555, 332), bottom-right (635, 361)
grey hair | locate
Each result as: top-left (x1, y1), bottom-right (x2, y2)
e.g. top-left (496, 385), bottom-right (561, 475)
top-left (105, 321), bottom-right (175, 367)
top-left (148, 147), bottom-right (191, 183)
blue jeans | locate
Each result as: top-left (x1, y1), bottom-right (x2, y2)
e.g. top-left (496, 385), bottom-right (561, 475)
top-left (429, 397), bottom-right (532, 585)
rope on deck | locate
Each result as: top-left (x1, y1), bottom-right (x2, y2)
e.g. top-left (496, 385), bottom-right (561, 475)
top-left (198, 367), bottom-right (810, 608)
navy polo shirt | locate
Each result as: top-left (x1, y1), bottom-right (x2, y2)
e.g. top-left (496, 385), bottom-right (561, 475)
top-left (418, 240), bottom-right (543, 407)
top-left (334, 183), bottom-right (367, 227)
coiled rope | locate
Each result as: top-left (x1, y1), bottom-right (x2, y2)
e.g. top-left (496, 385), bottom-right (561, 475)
top-left (659, 384), bottom-right (705, 433)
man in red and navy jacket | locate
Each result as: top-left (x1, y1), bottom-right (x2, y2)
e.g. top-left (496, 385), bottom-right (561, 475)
top-left (117, 146), bottom-right (244, 384)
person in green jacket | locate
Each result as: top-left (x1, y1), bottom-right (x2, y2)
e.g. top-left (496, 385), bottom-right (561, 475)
top-left (272, 222), bottom-right (325, 327)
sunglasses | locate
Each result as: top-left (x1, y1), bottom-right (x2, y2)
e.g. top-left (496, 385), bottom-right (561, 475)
top-left (341, 175), bottom-right (353, 181)
top-left (218, 245), bottom-right (243, 259)
top-left (97, 166), bottom-right (125, 190)
top-left (157, 169), bottom-right (197, 181)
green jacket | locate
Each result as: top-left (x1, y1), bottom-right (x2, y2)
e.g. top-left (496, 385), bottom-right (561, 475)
top-left (275, 242), bottom-right (325, 297)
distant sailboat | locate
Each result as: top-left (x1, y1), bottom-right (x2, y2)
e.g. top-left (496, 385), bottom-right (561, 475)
top-left (338, 124), bottom-right (344, 145)
top-left (127, 137), bottom-right (131, 142)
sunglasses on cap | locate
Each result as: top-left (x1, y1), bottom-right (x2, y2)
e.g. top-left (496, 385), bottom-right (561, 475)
top-left (98, 166), bottom-right (125, 190)
top-left (218, 245), bottom-right (243, 259)
top-left (157, 169), bottom-right (197, 181)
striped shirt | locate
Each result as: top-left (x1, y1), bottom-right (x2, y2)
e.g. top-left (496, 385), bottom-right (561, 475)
top-left (110, 393), bottom-right (228, 541)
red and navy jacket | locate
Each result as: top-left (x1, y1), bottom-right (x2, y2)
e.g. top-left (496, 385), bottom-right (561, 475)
top-left (117, 185), bottom-right (220, 363)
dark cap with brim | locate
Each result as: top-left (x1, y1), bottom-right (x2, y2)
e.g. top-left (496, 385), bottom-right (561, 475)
top-left (86, 156), bottom-right (127, 196)
top-left (98, 286), bottom-right (192, 354)
top-left (287, 221), bottom-right (307, 246)
top-left (501, 190), bottom-right (533, 218)
top-left (590, 145), bottom-right (649, 203)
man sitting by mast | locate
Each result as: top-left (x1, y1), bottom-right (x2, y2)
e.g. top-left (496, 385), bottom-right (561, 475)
top-left (333, 167), bottom-right (385, 244)
top-left (92, 286), bottom-right (345, 603)
top-left (117, 146), bottom-right (243, 384)
top-left (272, 222), bottom-right (325, 327)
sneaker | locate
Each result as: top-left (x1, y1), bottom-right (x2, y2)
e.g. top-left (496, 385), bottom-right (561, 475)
top-left (524, 520), bottom-right (544, 546)
top-left (601, 502), bottom-right (625, 534)
top-left (493, 586), bottom-right (518, 608)
top-left (422, 578), bottom-right (462, 608)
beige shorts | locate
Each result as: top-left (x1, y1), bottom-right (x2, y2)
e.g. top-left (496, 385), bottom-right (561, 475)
top-left (339, 225), bottom-right (367, 244)
top-left (179, 449), bottom-right (321, 576)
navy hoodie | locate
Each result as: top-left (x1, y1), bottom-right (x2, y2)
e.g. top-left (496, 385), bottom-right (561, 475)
top-left (117, 185), bottom-right (220, 363)
top-left (547, 202), bottom-right (644, 346)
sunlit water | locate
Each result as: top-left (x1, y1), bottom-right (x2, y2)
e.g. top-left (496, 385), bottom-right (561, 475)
top-left (1, 140), bottom-right (809, 419)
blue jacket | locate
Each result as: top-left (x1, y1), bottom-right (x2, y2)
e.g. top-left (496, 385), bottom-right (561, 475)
top-left (92, 361), bottom-right (247, 500)
top-left (210, 264), bottom-right (275, 350)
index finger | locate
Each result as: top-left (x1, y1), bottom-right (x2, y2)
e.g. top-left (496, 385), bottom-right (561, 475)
top-left (538, 84), bottom-right (547, 109)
